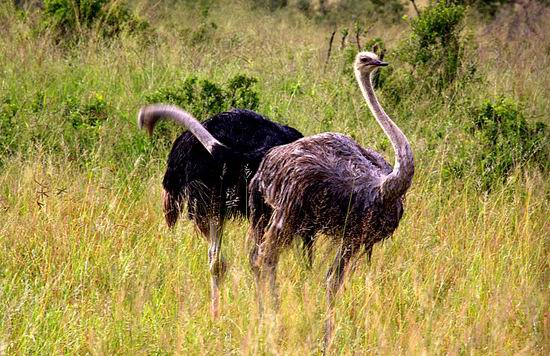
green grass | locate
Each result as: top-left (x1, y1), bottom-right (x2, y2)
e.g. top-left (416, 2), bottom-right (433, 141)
top-left (1, 1), bottom-right (549, 354)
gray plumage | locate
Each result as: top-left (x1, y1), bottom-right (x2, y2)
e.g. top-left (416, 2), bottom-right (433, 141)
top-left (247, 51), bottom-right (414, 348)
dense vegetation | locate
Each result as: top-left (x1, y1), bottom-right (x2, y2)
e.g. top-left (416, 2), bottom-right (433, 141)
top-left (1, 0), bottom-right (548, 353)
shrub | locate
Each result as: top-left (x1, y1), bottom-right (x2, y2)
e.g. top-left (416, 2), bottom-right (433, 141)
top-left (403, 1), bottom-right (466, 88)
top-left (66, 92), bottom-right (109, 128)
top-left (377, 1), bottom-right (477, 109)
top-left (446, 97), bottom-right (548, 190)
top-left (43, 0), bottom-right (105, 32)
top-left (54, 92), bottom-right (111, 161)
top-left (145, 74), bottom-right (260, 116)
top-left (338, 0), bottom-right (405, 23)
top-left (42, 0), bottom-right (148, 40)
top-left (181, 3), bottom-right (219, 46)
top-left (1, 90), bottom-right (112, 164)
top-left (251, 0), bottom-right (288, 12)
top-left (99, 1), bottom-right (149, 38)
top-left (226, 75), bottom-right (260, 110)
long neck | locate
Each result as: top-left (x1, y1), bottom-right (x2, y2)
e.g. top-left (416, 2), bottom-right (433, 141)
top-left (355, 69), bottom-right (414, 202)
top-left (138, 104), bottom-right (225, 154)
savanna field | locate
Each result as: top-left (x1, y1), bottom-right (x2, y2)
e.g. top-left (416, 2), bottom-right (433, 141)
top-left (0, 0), bottom-right (548, 354)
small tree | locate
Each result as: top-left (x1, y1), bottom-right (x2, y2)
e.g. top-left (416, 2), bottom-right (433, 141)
top-left (404, 1), bottom-right (466, 88)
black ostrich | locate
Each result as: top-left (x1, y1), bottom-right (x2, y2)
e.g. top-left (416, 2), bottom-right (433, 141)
top-left (248, 51), bottom-right (414, 347)
top-left (138, 105), bottom-right (303, 317)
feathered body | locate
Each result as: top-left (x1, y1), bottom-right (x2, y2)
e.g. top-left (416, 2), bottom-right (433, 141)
top-left (250, 132), bottom-right (404, 253)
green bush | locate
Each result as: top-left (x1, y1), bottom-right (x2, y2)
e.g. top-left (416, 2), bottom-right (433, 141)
top-left (43, 0), bottom-right (105, 31)
top-left (446, 97), bottom-right (548, 190)
top-left (251, 0), bottom-right (288, 12)
top-left (404, 1), bottom-right (466, 88)
top-left (377, 1), bottom-right (476, 109)
top-left (42, 0), bottom-right (148, 39)
top-left (335, 0), bottom-right (405, 23)
top-left (0, 90), bottom-right (113, 165)
top-left (99, 1), bottom-right (149, 38)
top-left (226, 75), bottom-right (260, 110)
top-left (50, 91), bottom-right (111, 162)
top-left (65, 92), bottom-right (109, 129)
top-left (145, 74), bottom-right (260, 117)
top-left (177, 3), bottom-right (219, 46)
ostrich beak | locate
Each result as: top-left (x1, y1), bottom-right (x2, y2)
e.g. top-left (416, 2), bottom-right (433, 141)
top-left (374, 60), bottom-right (389, 67)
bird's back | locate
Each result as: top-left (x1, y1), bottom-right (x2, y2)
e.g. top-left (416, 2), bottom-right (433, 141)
top-left (256, 132), bottom-right (392, 198)
top-left (202, 109), bottom-right (303, 152)
top-left (252, 132), bottom-right (402, 242)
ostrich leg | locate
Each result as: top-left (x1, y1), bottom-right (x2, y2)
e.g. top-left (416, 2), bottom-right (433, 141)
top-left (324, 244), bottom-right (355, 350)
top-left (253, 220), bottom-right (285, 312)
top-left (249, 225), bottom-right (266, 315)
top-left (208, 218), bottom-right (226, 318)
top-left (264, 245), bottom-right (281, 310)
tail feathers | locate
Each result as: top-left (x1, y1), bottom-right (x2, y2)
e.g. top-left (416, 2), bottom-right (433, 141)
top-left (163, 189), bottom-right (181, 228)
top-left (138, 104), bottom-right (227, 156)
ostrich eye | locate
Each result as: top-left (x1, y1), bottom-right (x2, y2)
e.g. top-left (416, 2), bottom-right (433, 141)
top-left (360, 57), bottom-right (369, 63)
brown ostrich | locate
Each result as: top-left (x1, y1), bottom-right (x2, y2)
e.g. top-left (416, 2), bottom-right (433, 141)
top-left (247, 51), bottom-right (414, 346)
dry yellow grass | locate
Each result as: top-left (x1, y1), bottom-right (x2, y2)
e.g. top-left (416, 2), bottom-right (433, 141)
top-left (1, 153), bottom-right (547, 354)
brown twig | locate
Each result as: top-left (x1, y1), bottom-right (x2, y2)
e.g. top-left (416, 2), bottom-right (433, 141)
top-left (360, 24), bottom-right (374, 50)
top-left (410, 0), bottom-right (421, 17)
top-left (340, 28), bottom-right (348, 50)
top-left (325, 28), bottom-right (336, 67)
top-left (355, 25), bottom-right (362, 50)
top-left (380, 48), bottom-right (387, 61)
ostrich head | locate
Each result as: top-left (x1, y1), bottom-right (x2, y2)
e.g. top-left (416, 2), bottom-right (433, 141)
top-left (137, 107), bottom-right (157, 137)
top-left (354, 51), bottom-right (388, 75)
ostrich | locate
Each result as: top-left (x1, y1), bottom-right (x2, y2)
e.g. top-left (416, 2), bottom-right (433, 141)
top-left (138, 105), bottom-right (304, 317)
top-left (248, 51), bottom-right (414, 346)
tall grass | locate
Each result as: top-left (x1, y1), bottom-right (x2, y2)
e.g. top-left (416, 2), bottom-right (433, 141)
top-left (1, 1), bottom-right (548, 354)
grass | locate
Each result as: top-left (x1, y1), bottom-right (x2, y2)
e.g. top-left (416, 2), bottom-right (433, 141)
top-left (1, 1), bottom-right (549, 354)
